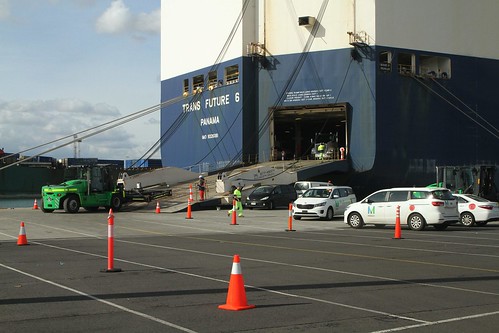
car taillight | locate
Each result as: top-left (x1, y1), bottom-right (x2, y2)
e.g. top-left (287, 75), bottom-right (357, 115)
top-left (479, 205), bottom-right (493, 210)
top-left (431, 201), bottom-right (444, 206)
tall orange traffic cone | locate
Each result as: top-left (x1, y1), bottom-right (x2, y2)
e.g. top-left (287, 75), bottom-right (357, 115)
top-left (102, 209), bottom-right (121, 273)
top-left (17, 222), bottom-right (28, 246)
top-left (32, 199), bottom-right (39, 210)
top-left (393, 205), bottom-right (403, 239)
top-left (155, 201), bottom-right (161, 214)
top-left (286, 203), bottom-right (295, 232)
top-left (218, 255), bottom-right (255, 311)
top-left (186, 199), bottom-right (193, 219)
top-left (230, 199), bottom-right (238, 225)
top-left (189, 184), bottom-right (194, 202)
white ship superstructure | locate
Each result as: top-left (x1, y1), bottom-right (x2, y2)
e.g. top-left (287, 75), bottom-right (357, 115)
top-left (160, 0), bottom-right (499, 197)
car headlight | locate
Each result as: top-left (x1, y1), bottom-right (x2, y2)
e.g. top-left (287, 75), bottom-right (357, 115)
top-left (314, 201), bottom-right (326, 207)
top-left (261, 196), bottom-right (269, 201)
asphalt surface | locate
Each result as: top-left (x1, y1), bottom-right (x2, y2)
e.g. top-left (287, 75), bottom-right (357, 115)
top-left (1, 205), bottom-right (499, 332)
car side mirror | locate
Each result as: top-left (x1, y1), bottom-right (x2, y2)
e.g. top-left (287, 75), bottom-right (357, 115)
top-left (333, 194), bottom-right (339, 198)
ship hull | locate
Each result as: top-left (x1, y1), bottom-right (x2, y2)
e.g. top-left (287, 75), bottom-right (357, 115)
top-left (160, 45), bottom-right (498, 197)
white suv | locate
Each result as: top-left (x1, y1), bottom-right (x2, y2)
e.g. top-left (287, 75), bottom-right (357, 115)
top-left (293, 186), bottom-right (356, 220)
top-left (344, 187), bottom-right (459, 231)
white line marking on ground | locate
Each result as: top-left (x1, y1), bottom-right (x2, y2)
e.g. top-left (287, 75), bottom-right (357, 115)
top-left (14, 240), bottom-right (428, 324)
top-left (370, 310), bottom-right (499, 332)
top-left (4, 216), bottom-right (499, 328)
top-left (245, 232), bottom-right (499, 258)
top-left (0, 262), bottom-right (198, 333)
top-left (116, 238), bottom-right (499, 296)
top-left (4, 222), bottom-right (499, 297)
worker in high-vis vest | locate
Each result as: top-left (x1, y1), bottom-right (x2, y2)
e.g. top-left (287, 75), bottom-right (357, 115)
top-left (228, 185), bottom-right (244, 217)
top-left (317, 142), bottom-right (325, 160)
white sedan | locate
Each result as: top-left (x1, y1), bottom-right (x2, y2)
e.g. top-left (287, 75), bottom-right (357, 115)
top-left (453, 194), bottom-right (499, 226)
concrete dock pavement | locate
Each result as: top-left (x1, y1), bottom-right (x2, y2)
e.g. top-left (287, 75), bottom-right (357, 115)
top-left (2, 207), bottom-right (499, 332)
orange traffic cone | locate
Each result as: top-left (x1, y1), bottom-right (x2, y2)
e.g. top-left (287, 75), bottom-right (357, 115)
top-left (218, 255), bottom-right (255, 311)
top-left (230, 199), bottom-right (238, 225)
top-left (155, 201), bottom-right (161, 214)
top-left (32, 199), bottom-right (39, 210)
top-left (17, 222), bottom-right (29, 246)
top-left (186, 199), bottom-right (193, 219)
top-left (393, 205), bottom-right (403, 239)
top-left (286, 203), bottom-right (295, 232)
top-left (189, 184), bottom-right (194, 202)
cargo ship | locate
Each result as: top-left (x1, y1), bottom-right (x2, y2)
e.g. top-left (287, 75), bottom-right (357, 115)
top-left (158, 0), bottom-right (498, 198)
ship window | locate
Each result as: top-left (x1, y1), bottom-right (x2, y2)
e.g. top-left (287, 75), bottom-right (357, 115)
top-left (379, 51), bottom-right (392, 63)
top-left (397, 53), bottom-right (415, 75)
top-left (225, 65), bottom-right (239, 85)
top-left (379, 51), bottom-right (392, 73)
top-left (183, 79), bottom-right (189, 94)
top-left (193, 75), bottom-right (204, 92)
top-left (419, 55), bottom-right (451, 79)
top-left (208, 71), bottom-right (218, 89)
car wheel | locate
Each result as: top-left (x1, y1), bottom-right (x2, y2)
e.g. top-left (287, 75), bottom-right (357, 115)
top-left (110, 194), bottom-right (123, 212)
top-left (347, 212), bottom-right (364, 229)
top-left (460, 212), bottom-right (475, 227)
top-left (325, 207), bottom-right (334, 221)
top-left (63, 195), bottom-right (80, 214)
top-left (293, 216), bottom-right (301, 220)
top-left (408, 213), bottom-right (426, 231)
top-left (40, 198), bottom-right (54, 213)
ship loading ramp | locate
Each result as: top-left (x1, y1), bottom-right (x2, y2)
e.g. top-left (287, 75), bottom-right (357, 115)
top-left (148, 158), bottom-right (349, 213)
top-left (119, 166), bottom-right (200, 191)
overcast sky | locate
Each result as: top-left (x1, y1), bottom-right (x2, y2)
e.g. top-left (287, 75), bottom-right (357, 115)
top-left (0, 0), bottom-right (161, 161)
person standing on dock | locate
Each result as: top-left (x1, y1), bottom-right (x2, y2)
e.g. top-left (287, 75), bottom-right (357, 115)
top-left (318, 142), bottom-right (325, 160)
top-left (197, 175), bottom-right (206, 201)
top-left (227, 185), bottom-right (244, 217)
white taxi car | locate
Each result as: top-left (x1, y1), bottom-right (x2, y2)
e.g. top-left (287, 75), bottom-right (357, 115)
top-left (453, 193), bottom-right (499, 226)
top-left (344, 187), bottom-right (459, 231)
top-left (292, 186), bottom-right (356, 220)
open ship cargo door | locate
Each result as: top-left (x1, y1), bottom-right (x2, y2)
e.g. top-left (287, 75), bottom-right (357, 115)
top-left (271, 103), bottom-right (349, 160)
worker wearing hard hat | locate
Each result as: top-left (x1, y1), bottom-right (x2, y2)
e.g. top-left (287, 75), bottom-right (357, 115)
top-left (197, 175), bottom-right (206, 201)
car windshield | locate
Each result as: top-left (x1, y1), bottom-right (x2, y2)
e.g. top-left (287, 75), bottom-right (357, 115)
top-left (303, 188), bottom-right (331, 198)
top-left (432, 190), bottom-right (455, 200)
top-left (252, 186), bottom-right (273, 195)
